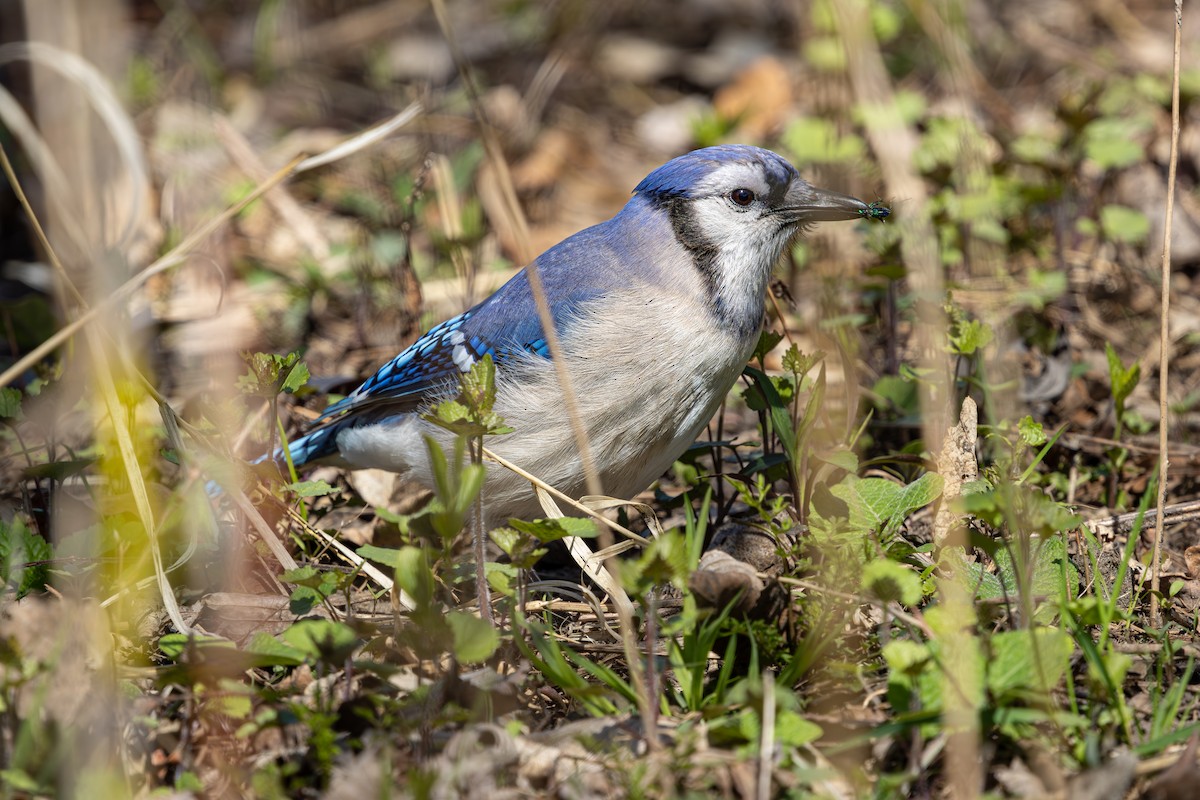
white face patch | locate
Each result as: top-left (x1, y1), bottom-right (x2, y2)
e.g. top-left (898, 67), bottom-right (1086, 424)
top-left (684, 167), bottom-right (797, 335)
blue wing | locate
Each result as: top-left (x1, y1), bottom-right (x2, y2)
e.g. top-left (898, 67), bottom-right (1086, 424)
top-left (317, 216), bottom-right (642, 424)
top-left (320, 312), bottom-right (485, 419)
top-left (288, 212), bottom-right (647, 466)
top-left (287, 306), bottom-right (551, 466)
top-left (284, 314), bottom-right (492, 465)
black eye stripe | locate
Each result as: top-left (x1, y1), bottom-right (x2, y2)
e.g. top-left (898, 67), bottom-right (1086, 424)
top-left (730, 188), bottom-right (755, 206)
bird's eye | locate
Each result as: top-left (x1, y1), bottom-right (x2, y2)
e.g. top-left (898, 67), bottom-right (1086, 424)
top-left (729, 188), bottom-right (755, 207)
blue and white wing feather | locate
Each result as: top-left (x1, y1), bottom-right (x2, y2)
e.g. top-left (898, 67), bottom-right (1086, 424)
top-left (320, 313), bottom-right (480, 419)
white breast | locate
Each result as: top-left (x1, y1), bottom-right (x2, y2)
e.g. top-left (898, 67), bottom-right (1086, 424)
top-left (477, 288), bottom-right (755, 521)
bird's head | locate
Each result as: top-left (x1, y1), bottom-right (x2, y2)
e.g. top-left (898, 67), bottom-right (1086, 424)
top-left (633, 144), bottom-right (869, 336)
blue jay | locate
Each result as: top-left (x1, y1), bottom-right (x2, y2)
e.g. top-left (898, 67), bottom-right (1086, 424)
top-left (283, 145), bottom-right (869, 525)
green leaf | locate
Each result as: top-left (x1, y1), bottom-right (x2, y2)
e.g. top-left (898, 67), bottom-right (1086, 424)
top-left (425, 354), bottom-right (512, 437)
top-left (175, 771), bottom-right (205, 792)
top-left (489, 528), bottom-right (548, 569)
top-left (743, 365), bottom-right (798, 459)
top-left (460, 354), bottom-right (498, 415)
top-left (781, 346), bottom-right (824, 379)
top-left (22, 458), bottom-right (95, 481)
top-left (243, 632), bottom-right (305, 667)
top-left (829, 472), bottom-right (944, 538)
top-left (0, 516), bottom-right (52, 597)
top-left (1104, 342), bottom-right (1140, 416)
top-left (279, 565), bottom-right (322, 586)
top-left (425, 435), bottom-right (453, 504)
top-left (1083, 117), bottom-right (1148, 169)
top-left (280, 566), bottom-right (341, 614)
top-left (963, 535), bottom-right (1079, 622)
top-left (393, 546), bottom-right (435, 611)
top-left (280, 360), bottom-right (311, 394)
top-left (801, 36), bottom-right (847, 73)
top-left (783, 117), bottom-right (865, 164)
top-left (998, 536), bottom-right (1078, 600)
top-left (1100, 205), bottom-right (1150, 244)
top-left (432, 400), bottom-right (472, 426)
top-left (854, 92), bottom-right (926, 130)
top-left (774, 710), bottom-right (823, 747)
top-left (210, 687), bottom-right (253, 720)
top-left (958, 485), bottom-right (1082, 538)
top-left (1, 769), bottom-right (44, 792)
top-left (883, 639), bottom-right (931, 679)
top-left (280, 619), bottom-right (359, 663)
top-left (356, 544), bottom-right (405, 568)
top-left (1012, 128), bottom-right (1064, 165)
top-left (871, 374), bottom-right (918, 416)
top-left (862, 559), bottom-right (922, 606)
top-left (0, 387), bottom-right (22, 419)
top-left (818, 448), bottom-right (859, 473)
top-left (751, 330), bottom-right (785, 363)
top-left (455, 463), bottom-right (487, 513)
top-left (447, 611), bottom-right (500, 663)
top-left (159, 633), bottom-right (236, 660)
top-left (948, 318), bottom-right (994, 356)
top-left (288, 479), bottom-right (337, 497)
top-left (625, 531), bottom-right (690, 592)
top-left (237, 351), bottom-right (309, 397)
top-left (508, 517), bottom-right (598, 542)
top-left (1017, 416), bottom-right (1048, 447)
top-left (988, 627), bottom-right (1073, 699)
top-left (914, 116), bottom-right (990, 173)
top-left (742, 372), bottom-right (795, 412)
top-left (870, 4), bottom-right (902, 42)
top-left (1087, 649), bottom-right (1133, 702)
top-left (484, 561), bottom-right (522, 595)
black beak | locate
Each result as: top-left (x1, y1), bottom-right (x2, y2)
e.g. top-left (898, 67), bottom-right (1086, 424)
top-left (775, 181), bottom-right (870, 224)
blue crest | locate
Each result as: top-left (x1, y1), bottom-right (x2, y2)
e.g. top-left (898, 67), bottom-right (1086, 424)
top-left (633, 145), bottom-right (797, 199)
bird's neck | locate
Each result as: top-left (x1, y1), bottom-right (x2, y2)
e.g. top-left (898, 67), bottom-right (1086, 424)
top-left (661, 198), bottom-right (774, 341)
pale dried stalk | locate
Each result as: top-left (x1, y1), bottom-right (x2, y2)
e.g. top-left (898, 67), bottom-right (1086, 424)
top-left (428, 0), bottom-right (604, 509)
top-left (832, 2), bottom-right (977, 794)
top-left (1151, 0), bottom-right (1183, 628)
top-left (481, 446), bottom-right (648, 545)
top-left (758, 669), bottom-right (776, 800)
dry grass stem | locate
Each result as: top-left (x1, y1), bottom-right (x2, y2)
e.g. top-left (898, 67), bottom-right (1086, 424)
top-left (1150, 0), bottom-right (1183, 628)
top-left (429, 0), bottom-right (605, 509)
top-left (482, 446), bottom-right (649, 545)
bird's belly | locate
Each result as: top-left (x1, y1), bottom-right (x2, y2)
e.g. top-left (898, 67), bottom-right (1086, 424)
top-left (483, 316), bottom-right (755, 517)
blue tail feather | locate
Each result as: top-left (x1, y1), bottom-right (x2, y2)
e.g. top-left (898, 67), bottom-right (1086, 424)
top-left (204, 422), bottom-right (343, 500)
top-left (286, 424), bottom-right (341, 468)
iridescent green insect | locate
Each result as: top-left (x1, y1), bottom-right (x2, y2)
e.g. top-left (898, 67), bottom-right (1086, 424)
top-left (859, 200), bottom-right (891, 221)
